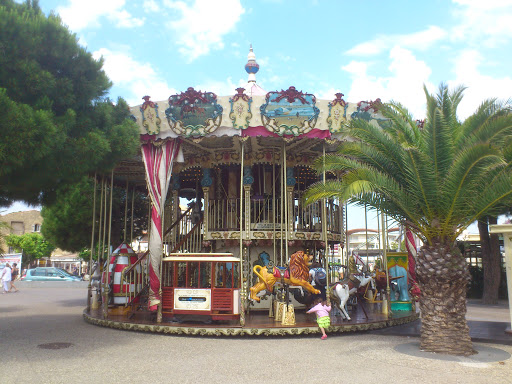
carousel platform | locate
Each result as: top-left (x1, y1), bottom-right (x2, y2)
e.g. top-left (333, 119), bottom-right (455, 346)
top-left (83, 302), bottom-right (419, 336)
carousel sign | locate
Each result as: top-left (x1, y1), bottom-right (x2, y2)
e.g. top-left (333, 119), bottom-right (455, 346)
top-left (140, 96), bottom-right (161, 135)
top-left (229, 87), bottom-right (252, 130)
top-left (327, 93), bottom-right (348, 133)
top-left (260, 86), bottom-right (319, 136)
top-left (165, 87), bottom-right (223, 137)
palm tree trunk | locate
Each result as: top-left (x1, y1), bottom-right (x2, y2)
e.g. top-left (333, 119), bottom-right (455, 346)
top-left (478, 217), bottom-right (501, 304)
top-left (417, 243), bottom-right (475, 356)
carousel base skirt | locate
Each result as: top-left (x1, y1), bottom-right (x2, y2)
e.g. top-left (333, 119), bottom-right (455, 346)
top-left (83, 303), bottom-right (419, 336)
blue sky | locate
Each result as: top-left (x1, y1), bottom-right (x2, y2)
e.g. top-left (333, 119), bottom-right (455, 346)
top-left (36, 0), bottom-right (512, 120)
top-left (6, 0), bottom-right (512, 232)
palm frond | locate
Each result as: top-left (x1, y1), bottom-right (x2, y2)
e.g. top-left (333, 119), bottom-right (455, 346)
top-left (305, 84), bottom-right (512, 245)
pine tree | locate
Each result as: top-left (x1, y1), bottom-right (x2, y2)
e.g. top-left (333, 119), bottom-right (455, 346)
top-left (0, 0), bottom-right (139, 206)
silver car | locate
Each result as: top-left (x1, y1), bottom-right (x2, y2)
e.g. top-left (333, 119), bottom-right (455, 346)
top-left (22, 267), bottom-right (82, 281)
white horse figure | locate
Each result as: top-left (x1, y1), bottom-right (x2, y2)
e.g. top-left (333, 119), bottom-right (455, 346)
top-left (330, 274), bottom-right (374, 321)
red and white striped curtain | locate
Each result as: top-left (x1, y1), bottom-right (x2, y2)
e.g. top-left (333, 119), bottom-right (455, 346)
top-left (141, 139), bottom-right (181, 311)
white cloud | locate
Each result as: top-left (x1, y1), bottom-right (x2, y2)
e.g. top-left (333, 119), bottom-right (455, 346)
top-left (194, 77), bottom-right (247, 96)
top-left (143, 0), bottom-right (160, 12)
top-left (448, 49), bottom-right (512, 119)
top-left (57, 0), bottom-right (144, 31)
top-left (346, 26), bottom-right (447, 56)
top-left (451, 0), bottom-right (512, 47)
top-left (164, 0), bottom-right (245, 61)
top-left (342, 47), bottom-right (433, 118)
top-left (315, 87), bottom-right (342, 101)
top-left (346, 2), bottom-right (512, 56)
top-left (77, 34), bottom-right (88, 47)
top-left (277, 54), bottom-right (295, 62)
top-left (93, 48), bottom-right (177, 105)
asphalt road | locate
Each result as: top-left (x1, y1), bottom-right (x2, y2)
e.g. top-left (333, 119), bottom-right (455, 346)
top-left (0, 282), bottom-right (511, 384)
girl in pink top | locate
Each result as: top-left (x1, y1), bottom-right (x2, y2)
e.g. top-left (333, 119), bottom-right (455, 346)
top-left (307, 298), bottom-right (331, 339)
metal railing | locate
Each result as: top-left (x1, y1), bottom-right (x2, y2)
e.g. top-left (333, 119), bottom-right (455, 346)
top-left (207, 197), bottom-right (341, 234)
top-left (169, 218), bottom-right (203, 254)
top-left (293, 200), bottom-right (342, 233)
top-left (208, 198), bottom-right (241, 231)
top-left (250, 197), bottom-right (282, 230)
top-left (121, 251), bottom-right (149, 305)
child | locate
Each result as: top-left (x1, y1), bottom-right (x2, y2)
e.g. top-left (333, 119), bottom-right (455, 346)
top-left (307, 298), bottom-right (331, 339)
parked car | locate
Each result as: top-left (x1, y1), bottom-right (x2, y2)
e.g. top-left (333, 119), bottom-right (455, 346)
top-left (21, 267), bottom-right (82, 282)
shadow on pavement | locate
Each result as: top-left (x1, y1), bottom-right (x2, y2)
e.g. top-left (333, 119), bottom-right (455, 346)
top-left (395, 341), bottom-right (511, 363)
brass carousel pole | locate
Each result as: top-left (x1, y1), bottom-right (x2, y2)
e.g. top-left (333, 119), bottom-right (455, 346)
top-left (100, 176), bottom-right (107, 316)
top-left (382, 211), bottom-right (390, 317)
top-left (103, 170), bottom-right (114, 320)
top-left (272, 149), bottom-right (277, 265)
top-left (108, 170), bottom-right (114, 256)
top-left (377, 209), bottom-right (381, 254)
top-left (280, 141), bottom-right (285, 266)
top-left (345, 202), bottom-right (348, 274)
top-left (322, 143), bottom-right (330, 304)
top-left (239, 139), bottom-right (246, 326)
top-left (102, 176), bottom-right (108, 265)
top-left (130, 187), bottom-right (135, 244)
top-left (95, 176), bottom-right (104, 310)
top-left (365, 203), bottom-right (369, 267)
top-left (283, 142), bottom-right (289, 263)
top-left (157, 178), bottom-right (165, 324)
top-left (87, 174), bottom-right (97, 312)
top-left (123, 180), bottom-right (129, 242)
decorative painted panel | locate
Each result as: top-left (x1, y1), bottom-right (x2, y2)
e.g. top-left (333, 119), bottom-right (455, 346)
top-left (260, 86), bottom-right (319, 136)
top-left (350, 98), bottom-right (389, 128)
top-left (229, 88), bottom-right (252, 129)
top-left (140, 96), bottom-right (161, 135)
top-left (165, 87), bottom-right (223, 137)
top-left (327, 93), bottom-right (348, 133)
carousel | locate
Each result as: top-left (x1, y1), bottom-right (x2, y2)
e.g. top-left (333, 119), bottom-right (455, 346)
top-left (83, 47), bottom-right (419, 336)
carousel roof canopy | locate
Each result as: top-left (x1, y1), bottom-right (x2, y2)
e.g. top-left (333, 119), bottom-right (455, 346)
top-left (116, 47), bottom-right (387, 185)
top-left (130, 46), bottom-right (386, 142)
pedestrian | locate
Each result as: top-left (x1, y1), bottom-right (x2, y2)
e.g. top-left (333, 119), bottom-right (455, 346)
top-left (9, 263), bottom-right (19, 293)
top-left (1, 263), bottom-right (12, 294)
top-left (306, 297), bottom-right (331, 339)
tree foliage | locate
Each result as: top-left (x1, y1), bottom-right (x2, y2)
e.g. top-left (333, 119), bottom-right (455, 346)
top-left (41, 176), bottom-right (149, 253)
top-left (0, 0), bottom-right (139, 206)
top-left (305, 85), bottom-right (512, 245)
top-left (304, 84), bottom-right (512, 355)
top-left (0, 220), bottom-right (11, 254)
top-left (6, 232), bottom-right (55, 264)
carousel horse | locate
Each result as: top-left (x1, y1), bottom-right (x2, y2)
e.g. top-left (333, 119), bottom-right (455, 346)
top-left (249, 251), bottom-right (320, 302)
top-left (329, 274), bottom-right (375, 321)
top-left (389, 265), bottom-right (410, 302)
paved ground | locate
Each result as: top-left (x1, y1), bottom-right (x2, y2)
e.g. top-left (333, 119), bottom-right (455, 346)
top-left (0, 282), bottom-right (511, 384)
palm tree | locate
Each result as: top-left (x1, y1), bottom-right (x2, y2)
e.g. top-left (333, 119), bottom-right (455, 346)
top-left (304, 85), bottom-right (512, 356)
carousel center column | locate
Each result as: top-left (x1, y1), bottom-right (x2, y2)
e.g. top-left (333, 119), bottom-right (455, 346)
top-left (241, 161), bottom-right (254, 326)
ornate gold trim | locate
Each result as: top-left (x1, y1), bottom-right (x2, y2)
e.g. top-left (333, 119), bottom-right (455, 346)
top-left (83, 310), bottom-right (418, 336)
